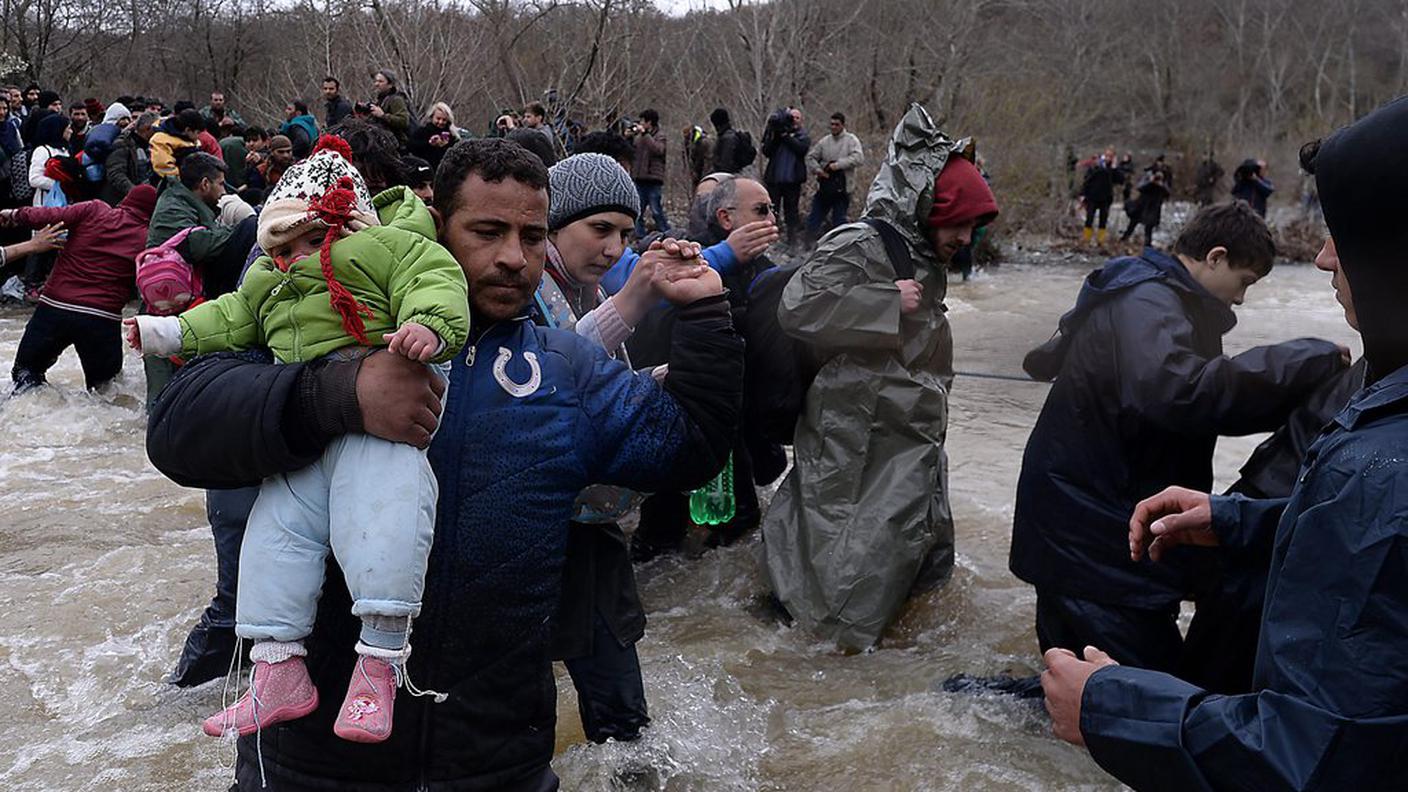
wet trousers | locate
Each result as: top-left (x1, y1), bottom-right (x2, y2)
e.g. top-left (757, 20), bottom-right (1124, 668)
top-left (236, 432), bottom-right (438, 651)
top-left (11, 302), bottom-right (122, 391)
top-left (563, 612), bottom-right (650, 743)
top-left (169, 486), bottom-right (257, 687)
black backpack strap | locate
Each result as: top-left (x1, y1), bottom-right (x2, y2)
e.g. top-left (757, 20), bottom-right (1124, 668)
top-left (860, 217), bottom-right (916, 281)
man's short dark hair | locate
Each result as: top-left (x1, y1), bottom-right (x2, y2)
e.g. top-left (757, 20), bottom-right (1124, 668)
top-left (173, 100), bottom-right (196, 114)
top-left (640, 108), bottom-right (659, 126)
top-left (524, 101), bottom-right (547, 118)
top-left (291, 100), bottom-right (309, 115)
top-left (1299, 139), bottom-right (1321, 175)
top-left (243, 126), bottom-right (270, 142)
top-left (831, 112), bottom-right (846, 124)
top-left (328, 118), bottom-right (407, 190)
top-left (69, 102), bottom-right (86, 112)
top-left (710, 107), bottom-right (731, 128)
top-left (433, 138), bottom-right (549, 220)
top-left (1172, 200), bottom-right (1276, 276)
top-left (178, 151), bottom-right (227, 190)
top-left (173, 108), bottom-right (204, 133)
top-left (574, 131), bottom-right (633, 164)
top-left (323, 76), bottom-right (340, 88)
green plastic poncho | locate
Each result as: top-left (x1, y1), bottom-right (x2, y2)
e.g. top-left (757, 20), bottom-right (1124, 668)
top-left (762, 104), bottom-right (959, 651)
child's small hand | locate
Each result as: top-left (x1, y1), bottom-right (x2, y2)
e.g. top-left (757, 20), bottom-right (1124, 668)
top-left (385, 322), bottom-right (440, 362)
top-left (123, 317), bottom-right (142, 352)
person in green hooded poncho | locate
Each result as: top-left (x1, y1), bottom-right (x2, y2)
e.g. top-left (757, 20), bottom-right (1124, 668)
top-left (762, 104), bottom-right (999, 651)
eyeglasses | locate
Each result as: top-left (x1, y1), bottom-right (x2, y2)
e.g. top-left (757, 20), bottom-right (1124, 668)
top-left (726, 203), bottom-right (775, 217)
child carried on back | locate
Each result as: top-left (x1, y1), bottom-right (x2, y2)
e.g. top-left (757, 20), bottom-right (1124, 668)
top-left (128, 135), bottom-right (469, 744)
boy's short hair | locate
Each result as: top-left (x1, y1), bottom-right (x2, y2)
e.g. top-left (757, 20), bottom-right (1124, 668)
top-left (178, 151), bottom-right (227, 190)
top-left (640, 108), bottom-right (659, 125)
top-left (524, 101), bottom-right (547, 118)
top-left (1172, 200), bottom-right (1276, 276)
top-left (244, 126), bottom-right (270, 142)
top-left (434, 138), bottom-right (549, 220)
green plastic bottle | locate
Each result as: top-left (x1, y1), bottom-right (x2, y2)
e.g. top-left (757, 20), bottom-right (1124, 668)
top-left (689, 453), bottom-right (735, 525)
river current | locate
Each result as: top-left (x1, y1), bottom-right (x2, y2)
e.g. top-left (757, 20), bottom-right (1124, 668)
top-left (0, 253), bottom-right (1357, 790)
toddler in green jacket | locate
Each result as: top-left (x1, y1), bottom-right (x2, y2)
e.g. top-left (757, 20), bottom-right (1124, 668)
top-left (128, 136), bottom-right (469, 745)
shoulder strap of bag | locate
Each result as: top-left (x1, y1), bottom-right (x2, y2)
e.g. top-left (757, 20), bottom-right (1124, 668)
top-left (860, 217), bottom-right (916, 281)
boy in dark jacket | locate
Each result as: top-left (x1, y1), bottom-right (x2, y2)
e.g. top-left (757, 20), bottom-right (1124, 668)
top-left (1011, 200), bottom-right (1347, 679)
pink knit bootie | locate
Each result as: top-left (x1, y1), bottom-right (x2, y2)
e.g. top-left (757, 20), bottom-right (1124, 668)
top-left (202, 656), bottom-right (319, 738)
top-left (332, 655), bottom-right (398, 743)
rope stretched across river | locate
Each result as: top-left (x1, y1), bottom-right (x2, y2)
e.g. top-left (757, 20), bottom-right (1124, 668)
top-left (953, 369), bottom-right (1051, 384)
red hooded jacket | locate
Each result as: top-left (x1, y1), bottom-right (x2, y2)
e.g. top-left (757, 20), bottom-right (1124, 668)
top-left (16, 185), bottom-right (158, 319)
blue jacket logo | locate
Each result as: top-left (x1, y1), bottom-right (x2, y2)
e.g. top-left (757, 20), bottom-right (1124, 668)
top-left (493, 347), bottom-right (541, 397)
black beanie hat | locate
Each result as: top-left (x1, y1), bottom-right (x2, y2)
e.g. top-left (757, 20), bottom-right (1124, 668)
top-left (1316, 95), bottom-right (1408, 383)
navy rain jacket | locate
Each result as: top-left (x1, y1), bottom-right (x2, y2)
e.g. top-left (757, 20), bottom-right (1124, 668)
top-left (1081, 364), bottom-right (1408, 790)
top-left (1010, 249), bottom-right (1344, 609)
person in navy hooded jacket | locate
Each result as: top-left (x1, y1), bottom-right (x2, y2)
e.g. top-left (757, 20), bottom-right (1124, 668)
top-left (1043, 95), bottom-right (1408, 792)
top-left (1011, 200), bottom-right (1347, 684)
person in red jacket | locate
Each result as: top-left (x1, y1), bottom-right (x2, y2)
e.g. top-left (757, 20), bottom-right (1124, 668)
top-left (1, 184), bottom-right (158, 392)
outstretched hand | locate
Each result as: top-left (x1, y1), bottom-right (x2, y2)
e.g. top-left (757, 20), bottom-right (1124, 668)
top-left (384, 322), bottom-right (440, 362)
top-left (1129, 485), bottom-right (1216, 562)
top-left (1041, 646), bottom-right (1119, 747)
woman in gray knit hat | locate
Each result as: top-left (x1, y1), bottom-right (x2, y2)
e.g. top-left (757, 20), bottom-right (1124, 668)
top-left (534, 152), bottom-right (722, 745)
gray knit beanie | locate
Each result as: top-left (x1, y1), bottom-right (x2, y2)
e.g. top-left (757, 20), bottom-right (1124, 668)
top-left (548, 153), bottom-right (641, 230)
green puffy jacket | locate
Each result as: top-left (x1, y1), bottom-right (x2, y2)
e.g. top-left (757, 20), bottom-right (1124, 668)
top-left (177, 186), bottom-right (469, 364)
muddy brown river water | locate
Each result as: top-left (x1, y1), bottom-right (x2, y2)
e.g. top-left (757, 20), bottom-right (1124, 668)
top-left (0, 253), bottom-right (1359, 790)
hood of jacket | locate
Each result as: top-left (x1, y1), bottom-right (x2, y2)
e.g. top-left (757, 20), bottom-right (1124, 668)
top-left (861, 103), bottom-right (955, 268)
top-left (371, 184), bottom-right (435, 239)
top-left (1023, 248), bottom-right (1235, 380)
top-left (1315, 95), bottom-right (1408, 384)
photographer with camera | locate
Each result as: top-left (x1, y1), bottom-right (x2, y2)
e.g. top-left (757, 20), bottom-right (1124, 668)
top-left (762, 106), bottom-right (810, 248)
top-left (626, 108), bottom-right (670, 237)
top-left (354, 69), bottom-right (410, 146)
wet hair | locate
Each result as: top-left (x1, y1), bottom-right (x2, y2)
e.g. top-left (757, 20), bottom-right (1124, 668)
top-left (1299, 139), bottom-right (1321, 175)
top-left (506, 127), bottom-right (558, 168)
top-left (574, 131), bottom-right (633, 165)
top-left (1173, 200), bottom-right (1276, 276)
top-left (831, 112), bottom-right (846, 124)
top-left (173, 108), bottom-right (204, 133)
top-left (433, 138), bottom-right (549, 220)
top-left (640, 108), bottom-right (659, 126)
top-left (327, 117), bottom-right (407, 191)
top-left (178, 151), bottom-right (227, 190)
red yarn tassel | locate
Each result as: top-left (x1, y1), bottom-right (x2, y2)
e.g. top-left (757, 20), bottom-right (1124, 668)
top-left (307, 176), bottom-right (375, 344)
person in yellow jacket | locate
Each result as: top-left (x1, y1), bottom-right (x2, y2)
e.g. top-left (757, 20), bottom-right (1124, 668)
top-left (148, 109), bottom-right (203, 178)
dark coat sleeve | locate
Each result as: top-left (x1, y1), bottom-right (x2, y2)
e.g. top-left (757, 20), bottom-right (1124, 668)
top-left (1108, 286), bottom-right (1347, 436)
top-left (578, 294), bottom-right (743, 492)
top-left (145, 351), bottom-right (343, 488)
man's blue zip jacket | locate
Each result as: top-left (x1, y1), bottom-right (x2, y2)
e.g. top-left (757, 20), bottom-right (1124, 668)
top-left (145, 294), bottom-right (742, 790)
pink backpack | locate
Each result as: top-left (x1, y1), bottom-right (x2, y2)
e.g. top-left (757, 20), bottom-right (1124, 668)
top-left (135, 226), bottom-right (204, 315)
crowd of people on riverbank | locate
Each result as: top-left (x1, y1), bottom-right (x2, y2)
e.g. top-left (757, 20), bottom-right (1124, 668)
top-left (1, 66), bottom-right (1406, 791)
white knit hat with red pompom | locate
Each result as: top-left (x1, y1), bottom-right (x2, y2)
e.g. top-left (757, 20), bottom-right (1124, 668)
top-left (257, 134), bottom-right (380, 252)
